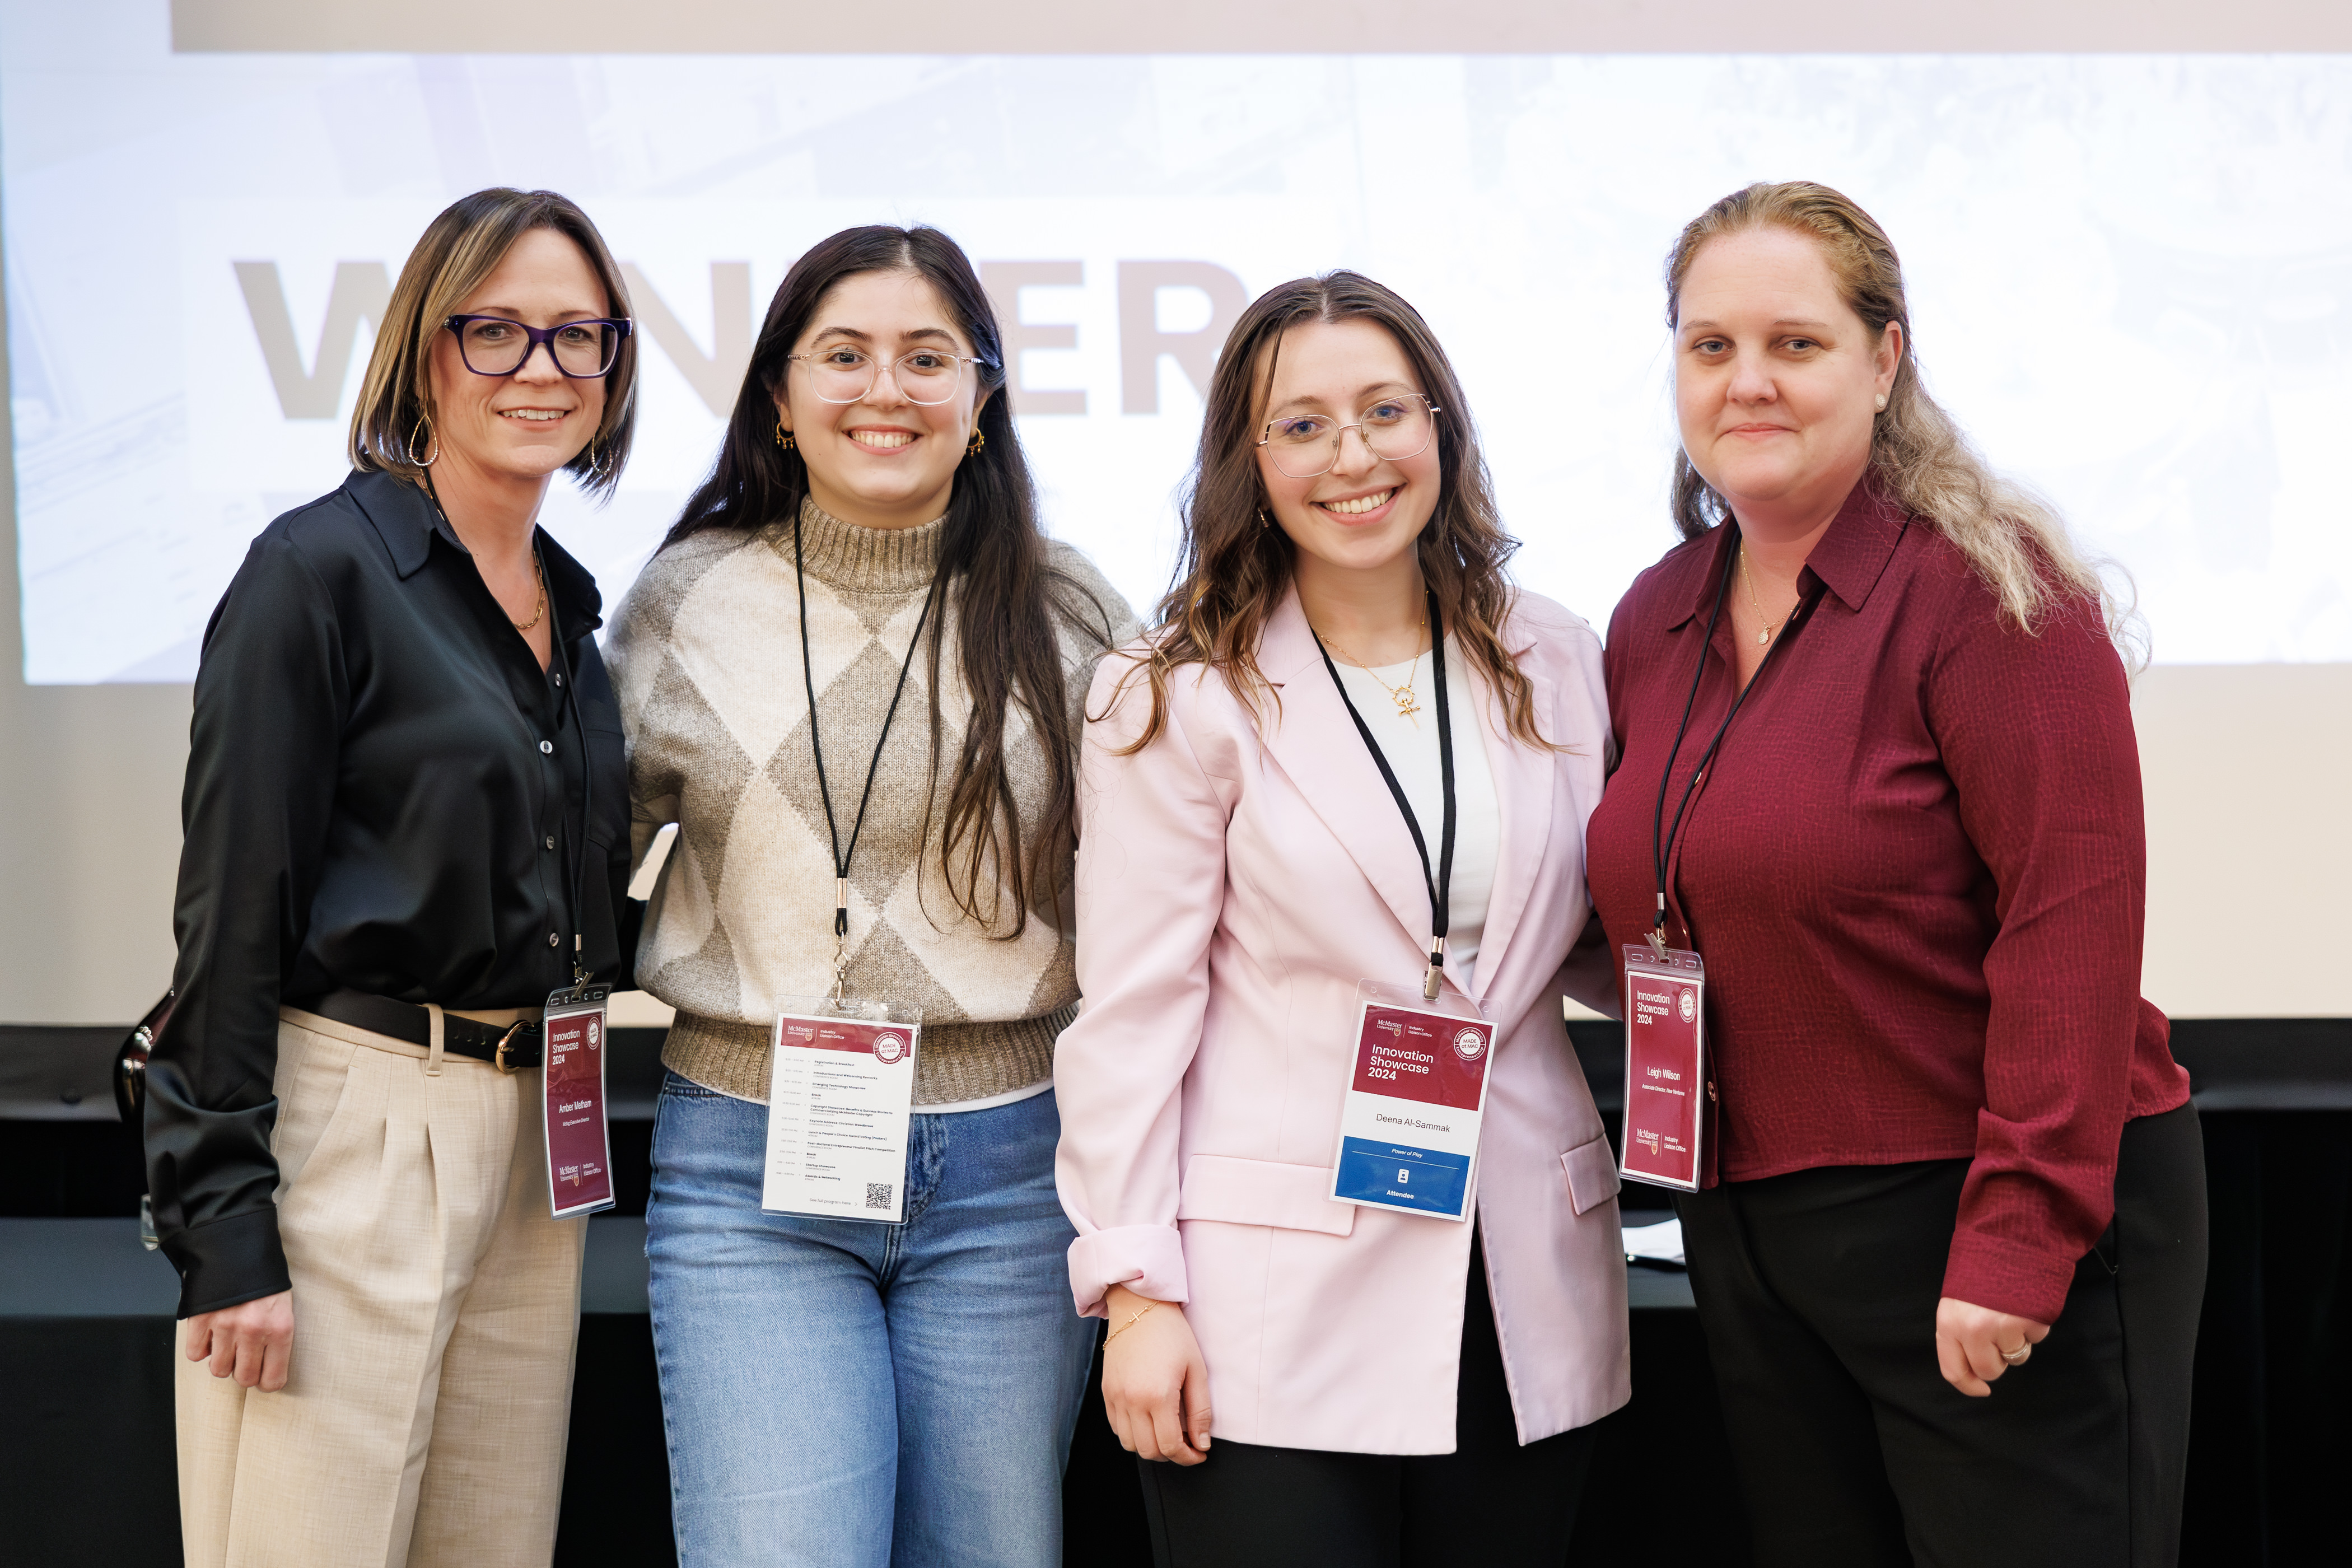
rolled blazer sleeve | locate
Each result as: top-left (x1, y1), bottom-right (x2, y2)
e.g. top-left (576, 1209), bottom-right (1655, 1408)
top-left (1054, 654), bottom-right (1237, 1317)
top-left (146, 533), bottom-right (346, 1318)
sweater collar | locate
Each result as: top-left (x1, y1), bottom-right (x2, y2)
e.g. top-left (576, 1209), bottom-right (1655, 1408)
top-left (773, 494), bottom-right (947, 593)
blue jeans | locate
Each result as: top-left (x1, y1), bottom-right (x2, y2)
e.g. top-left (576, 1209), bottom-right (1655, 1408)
top-left (647, 1073), bottom-right (1095, 1567)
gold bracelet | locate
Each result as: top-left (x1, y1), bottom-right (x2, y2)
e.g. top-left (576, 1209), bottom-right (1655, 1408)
top-left (1104, 1300), bottom-right (1160, 1344)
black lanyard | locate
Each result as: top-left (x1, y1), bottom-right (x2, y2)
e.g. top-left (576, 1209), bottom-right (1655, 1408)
top-left (792, 509), bottom-right (940, 999)
top-left (1649, 525), bottom-right (1812, 953)
top-left (545, 548), bottom-right (594, 989)
top-left (1317, 589), bottom-right (1456, 1001)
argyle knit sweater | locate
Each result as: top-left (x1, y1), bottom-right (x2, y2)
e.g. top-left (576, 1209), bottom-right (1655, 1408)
top-left (609, 498), bottom-right (1136, 1107)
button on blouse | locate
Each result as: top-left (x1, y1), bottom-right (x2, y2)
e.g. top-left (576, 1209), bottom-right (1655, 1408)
top-left (1584, 484), bottom-right (2190, 1324)
top-left (145, 469), bottom-right (634, 1317)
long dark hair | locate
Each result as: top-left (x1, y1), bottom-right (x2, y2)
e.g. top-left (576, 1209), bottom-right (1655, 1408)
top-left (1117, 270), bottom-right (1545, 752)
top-left (664, 225), bottom-right (1108, 935)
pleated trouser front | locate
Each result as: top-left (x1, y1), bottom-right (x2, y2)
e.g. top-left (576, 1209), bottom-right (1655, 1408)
top-left (175, 1007), bottom-right (587, 1568)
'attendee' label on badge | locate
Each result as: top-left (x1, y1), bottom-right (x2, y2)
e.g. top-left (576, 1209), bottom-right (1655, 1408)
top-left (1329, 995), bottom-right (1493, 1222)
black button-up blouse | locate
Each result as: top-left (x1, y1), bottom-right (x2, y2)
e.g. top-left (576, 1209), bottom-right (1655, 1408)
top-left (146, 469), bottom-right (633, 1317)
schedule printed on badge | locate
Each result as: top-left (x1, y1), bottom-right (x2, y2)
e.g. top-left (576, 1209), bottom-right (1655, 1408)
top-left (1329, 986), bottom-right (1494, 1222)
top-left (762, 1005), bottom-right (920, 1224)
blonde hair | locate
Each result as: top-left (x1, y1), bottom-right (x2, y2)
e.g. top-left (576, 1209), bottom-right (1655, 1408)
top-left (1665, 181), bottom-right (2142, 665)
top-left (349, 188), bottom-right (637, 497)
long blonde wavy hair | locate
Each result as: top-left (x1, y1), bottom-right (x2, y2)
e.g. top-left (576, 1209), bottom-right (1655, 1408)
top-left (1665, 181), bottom-right (2143, 665)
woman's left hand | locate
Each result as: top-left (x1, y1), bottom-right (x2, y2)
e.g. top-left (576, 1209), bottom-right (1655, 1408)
top-left (1935, 1296), bottom-right (2050, 1397)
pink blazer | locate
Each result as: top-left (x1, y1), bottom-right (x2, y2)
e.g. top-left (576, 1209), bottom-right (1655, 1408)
top-left (1054, 586), bottom-right (1628, 1455)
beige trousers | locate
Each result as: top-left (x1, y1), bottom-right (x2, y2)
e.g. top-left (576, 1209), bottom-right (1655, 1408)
top-left (175, 1007), bottom-right (587, 1568)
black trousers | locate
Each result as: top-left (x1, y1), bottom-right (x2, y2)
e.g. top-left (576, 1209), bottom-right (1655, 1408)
top-left (1137, 1230), bottom-right (1598, 1568)
top-left (1676, 1101), bottom-right (2208, 1568)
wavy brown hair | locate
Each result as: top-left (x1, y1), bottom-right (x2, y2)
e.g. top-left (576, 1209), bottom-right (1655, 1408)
top-left (1116, 271), bottom-right (1548, 750)
top-left (1665, 181), bottom-right (2142, 663)
top-left (351, 187), bottom-right (638, 495)
top-left (662, 226), bottom-right (1117, 937)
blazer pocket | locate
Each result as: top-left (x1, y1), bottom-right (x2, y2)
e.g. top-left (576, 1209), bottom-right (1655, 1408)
top-left (1178, 1155), bottom-right (1357, 1238)
top-left (1560, 1133), bottom-right (1621, 1217)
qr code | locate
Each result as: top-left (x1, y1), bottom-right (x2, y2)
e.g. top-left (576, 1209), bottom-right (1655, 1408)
top-left (865, 1182), bottom-right (894, 1211)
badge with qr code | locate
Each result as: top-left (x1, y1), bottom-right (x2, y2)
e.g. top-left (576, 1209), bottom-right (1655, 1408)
top-left (760, 1000), bottom-right (921, 1225)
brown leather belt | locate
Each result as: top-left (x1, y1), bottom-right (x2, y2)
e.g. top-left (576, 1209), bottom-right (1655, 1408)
top-left (296, 988), bottom-right (544, 1072)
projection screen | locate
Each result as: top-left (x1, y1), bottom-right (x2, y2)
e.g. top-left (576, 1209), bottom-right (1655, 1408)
top-left (3, 1), bottom-right (2348, 1021)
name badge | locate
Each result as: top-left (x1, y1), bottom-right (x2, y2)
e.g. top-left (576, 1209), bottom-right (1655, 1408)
top-left (1328, 981), bottom-right (1493, 1222)
top-left (1620, 945), bottom-right (1706, 1192)
top-left (762, 1000), bottom-right (921, 1225)
top-left (543, 984), bottom-right (616, 1219)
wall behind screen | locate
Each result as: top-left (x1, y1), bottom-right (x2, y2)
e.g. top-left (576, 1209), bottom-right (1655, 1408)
top-left (3, 0), bottom-right (2349, 1023)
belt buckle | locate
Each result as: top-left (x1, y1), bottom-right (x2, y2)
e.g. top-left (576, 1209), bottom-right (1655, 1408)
top-left (493, 1021), bottom-right (529, 1075)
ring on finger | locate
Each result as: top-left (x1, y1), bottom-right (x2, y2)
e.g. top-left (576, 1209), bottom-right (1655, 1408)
top-left (1999, 1342), bottom-right (2031, 1366)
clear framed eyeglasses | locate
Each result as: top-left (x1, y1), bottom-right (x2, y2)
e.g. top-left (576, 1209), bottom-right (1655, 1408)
top-left (1257, 393), bottom-right (1441, 479)
top-left (786, 344), bottom-right (996, 406)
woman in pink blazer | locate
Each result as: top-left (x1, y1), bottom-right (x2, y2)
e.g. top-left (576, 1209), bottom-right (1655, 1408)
top-left (1055, 272), bottom-right (1628, 1567)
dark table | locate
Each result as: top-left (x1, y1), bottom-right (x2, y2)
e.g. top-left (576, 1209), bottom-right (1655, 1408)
top-left (3, 1017), bottom-right (2343, 1565)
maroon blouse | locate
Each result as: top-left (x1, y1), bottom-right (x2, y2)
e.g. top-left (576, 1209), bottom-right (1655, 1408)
top-left (1584, 483), bottom-right (2190, 1324)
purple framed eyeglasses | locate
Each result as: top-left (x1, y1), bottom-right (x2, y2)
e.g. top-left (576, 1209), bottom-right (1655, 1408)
top-left (443, 314), bottom-right (634, 378)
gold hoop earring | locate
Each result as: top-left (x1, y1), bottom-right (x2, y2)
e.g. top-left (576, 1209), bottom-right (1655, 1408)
top-left (407, 414), bottom-right (438, 468)
top-left (1257, 506), bottom-right (1271, 531)
top-left (775, 417), bottom-right (796, 452)
top-left (965, 428), bottom-right (986, 459)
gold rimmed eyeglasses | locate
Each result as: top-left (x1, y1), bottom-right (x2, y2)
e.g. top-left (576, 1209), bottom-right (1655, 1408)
top-left (1258, 393), bottom-right (1441, 479)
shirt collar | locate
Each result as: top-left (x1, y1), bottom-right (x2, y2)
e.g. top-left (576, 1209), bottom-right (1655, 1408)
top-left (1669, 523), bottom-right (1740, 632)
top-left (1802, 480), bottom-right (1909, 613)
top-left (343, 466), bottom-right (604, 634)
top-left (1668, 479), bottom-right (1909, 629)
top-left (539, 529), bottom-right (605, 636)
top-left (346, 467), bottom-right (441, 578)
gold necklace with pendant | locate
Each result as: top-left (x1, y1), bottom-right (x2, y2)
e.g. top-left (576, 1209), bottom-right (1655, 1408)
top-left (1737, 543), bottom-right (1799, 648)
top-left (1314, 615), bottom-right (1430, 721)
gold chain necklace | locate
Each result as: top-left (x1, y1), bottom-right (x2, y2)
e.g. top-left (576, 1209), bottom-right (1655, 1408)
top-left (1314, 615), bottom-right (1430, 721)
top-left (1736, 543), bottom-right (1799, 648)
top-left (511, 552), bottom-right (548, 635)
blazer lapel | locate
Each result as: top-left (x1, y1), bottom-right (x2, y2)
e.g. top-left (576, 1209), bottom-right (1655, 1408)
top-left (1463, 637), bottom-right (1556, 1007)
top-left (1256, 590), bottom-right (1440, 956)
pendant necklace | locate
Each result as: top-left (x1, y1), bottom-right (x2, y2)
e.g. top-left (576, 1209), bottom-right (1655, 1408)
top-left (1315, 614), bottom-right (1430, 722)
top-left (1736, 543), bottom-right (1798, 648)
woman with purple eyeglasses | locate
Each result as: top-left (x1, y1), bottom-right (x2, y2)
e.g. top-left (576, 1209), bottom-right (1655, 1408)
top-left (152, 188), bottom-right (639, 1568)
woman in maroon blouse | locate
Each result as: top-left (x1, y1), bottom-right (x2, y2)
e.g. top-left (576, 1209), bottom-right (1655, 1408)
top-left (1585, 181), bottom-right (2206, 1567)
